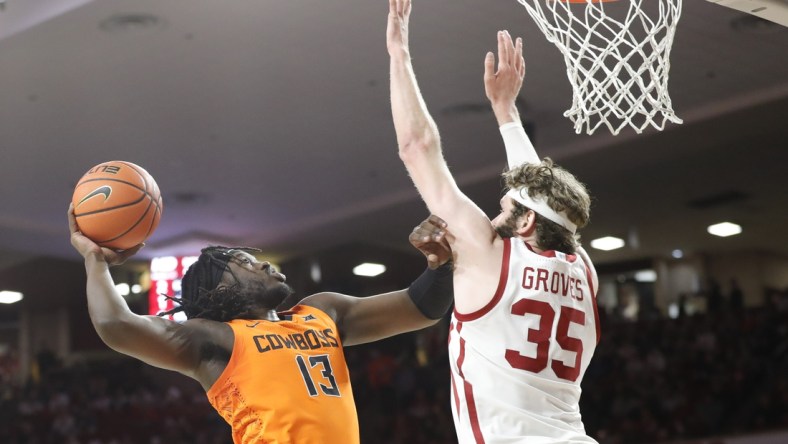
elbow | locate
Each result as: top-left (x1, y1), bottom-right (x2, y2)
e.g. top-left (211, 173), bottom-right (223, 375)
top-left (398, 136), bottom-right (438, 166)
top-left (397, 140), bottom-right (423, 164)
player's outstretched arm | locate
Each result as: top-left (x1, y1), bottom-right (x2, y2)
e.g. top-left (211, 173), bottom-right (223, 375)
top-left (68, 205), bottom-right (209, 377)
top-left (387, 0), bottom-right (495, 246)
top-left (387, 0), bottom-right (452, 209)
top-left (303, 215), bottom-right (454, 346)
top-left (484, 31), bottom-right (540, 168)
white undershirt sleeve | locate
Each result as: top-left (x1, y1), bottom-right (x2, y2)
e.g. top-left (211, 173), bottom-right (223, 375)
top-left (500, 122), bottom-right (540, 169)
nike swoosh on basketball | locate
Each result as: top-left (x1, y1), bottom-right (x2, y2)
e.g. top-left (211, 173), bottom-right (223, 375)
top-left (77, 185), bottom-right (113, 208)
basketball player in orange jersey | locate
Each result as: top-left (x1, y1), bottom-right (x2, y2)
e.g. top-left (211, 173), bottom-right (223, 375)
top-left (388, 0), bottom-right (600, 442)
top-left (68, 205), bottom-right (453, 444)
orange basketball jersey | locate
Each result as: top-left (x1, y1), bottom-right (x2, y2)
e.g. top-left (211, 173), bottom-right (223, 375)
top-left (206, 305), bottom-right (359, 444)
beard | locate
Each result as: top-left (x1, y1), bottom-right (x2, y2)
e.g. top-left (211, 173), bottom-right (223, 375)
top-left (255, 283), bottom-right (296, 309)
top-left (494, 212), bottom-right (520, 238)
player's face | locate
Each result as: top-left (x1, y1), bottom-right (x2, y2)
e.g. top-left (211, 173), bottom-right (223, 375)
top-left (492, 196), bottom-right (520, 238)
top-left (220, 250), bottom-right (293, 308)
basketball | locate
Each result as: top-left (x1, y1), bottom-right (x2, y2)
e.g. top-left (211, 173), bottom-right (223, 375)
top-left (72, 160), bottom-right (163, 250)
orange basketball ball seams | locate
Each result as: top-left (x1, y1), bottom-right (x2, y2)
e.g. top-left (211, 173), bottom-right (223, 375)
top-left (72, 161), bottom-right (163, 250)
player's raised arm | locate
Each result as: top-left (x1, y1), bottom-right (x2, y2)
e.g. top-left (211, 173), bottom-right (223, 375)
top-left (484, 31), bottom-right (540, 168)
top-left (303, 215), bottom-right (454, 346)
top-left (68, 205), bottom-right (209, 377)
top-left (386, 0), bottom-right (451, 210)
top-left (387, 0), bottom-right (495, 245)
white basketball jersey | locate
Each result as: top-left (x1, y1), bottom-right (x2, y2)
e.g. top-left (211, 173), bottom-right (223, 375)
top-left (448, 238), bottom-right (601, 443)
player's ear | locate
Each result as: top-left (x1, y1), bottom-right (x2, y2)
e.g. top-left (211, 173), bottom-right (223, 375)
top-left (515, 210), bottom-right (537, 236)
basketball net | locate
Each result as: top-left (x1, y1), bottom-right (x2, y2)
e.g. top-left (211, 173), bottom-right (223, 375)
top-left (516, 0), bottom-right (683, 135)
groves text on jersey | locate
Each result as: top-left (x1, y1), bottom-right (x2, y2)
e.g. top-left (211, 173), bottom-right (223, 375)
top-left (521, 266), bottom-right (584, 301)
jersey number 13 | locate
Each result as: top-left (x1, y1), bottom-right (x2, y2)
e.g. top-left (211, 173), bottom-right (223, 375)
top-left (296, 354), bottom-right (341, 397)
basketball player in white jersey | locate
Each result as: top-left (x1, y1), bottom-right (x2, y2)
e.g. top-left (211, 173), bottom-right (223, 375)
top-left (387, 0), bottom-right (600, 442)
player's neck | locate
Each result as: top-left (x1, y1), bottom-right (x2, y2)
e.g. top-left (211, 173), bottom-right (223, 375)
top-left (520, 235), bottom-right (544, 254)
top-left (248, 307), bottom-right (281, 321)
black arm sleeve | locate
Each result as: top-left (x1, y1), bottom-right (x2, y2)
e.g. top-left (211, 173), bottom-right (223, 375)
top-left (407, 262), bottom-right (454, 320)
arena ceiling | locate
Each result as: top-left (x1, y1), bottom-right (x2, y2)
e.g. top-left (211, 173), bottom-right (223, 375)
top-left (0, 0), bottom-right (787, 275)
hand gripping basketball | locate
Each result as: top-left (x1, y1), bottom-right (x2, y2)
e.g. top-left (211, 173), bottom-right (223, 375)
top-left (71, 161), bottom-right (163, 250)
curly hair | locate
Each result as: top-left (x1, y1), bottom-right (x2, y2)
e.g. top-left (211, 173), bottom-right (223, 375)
top-left (158, 246), bottom-right (262, 322)
top-left (502, 158), bottom-right (591, 253)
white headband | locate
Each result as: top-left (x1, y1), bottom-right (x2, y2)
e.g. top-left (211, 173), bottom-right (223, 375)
top-left (505, 188), bottom-right (577, 234)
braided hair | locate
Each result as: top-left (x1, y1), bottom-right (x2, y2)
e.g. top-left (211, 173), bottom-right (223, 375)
top-left (158, 246), bottom-right (262, 322)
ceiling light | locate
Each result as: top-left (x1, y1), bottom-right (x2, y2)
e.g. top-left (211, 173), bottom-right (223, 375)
top-left (707, 222), bottom-right (742, 237)
top-left (0, 291), bottom-right (23, 304)
top-left (131, 284), bottom-right (142, 294)
top-left (671, 249), bottom-right (684, 259)
top-left (353, 263), bottom-right (386, 277)
top-left (668, 303), bottom-right (679, 319)
top-left (310, 262), bottom-right (322, 283)
top-left (590, 236), bottom-right (625, 251)
top-left (634, 270), bottom-right (657, 283)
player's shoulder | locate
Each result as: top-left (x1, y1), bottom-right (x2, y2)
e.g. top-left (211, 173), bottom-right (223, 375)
top-left (300, 291), bottom-right (346, 308)
top-left (575, 247), bottom-right (596, 270)
top-left (298, 292), bottom-right (347, 323)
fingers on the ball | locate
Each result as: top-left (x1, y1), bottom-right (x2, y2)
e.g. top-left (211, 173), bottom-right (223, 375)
top-left (67, 208), bottom-right (78, 231)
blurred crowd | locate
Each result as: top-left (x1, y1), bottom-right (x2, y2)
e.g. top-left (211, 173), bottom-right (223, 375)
top-left (1, 288), bottom-right (787, 444)
top-left (581, 305), bottom-right (788, 442)
top-left (0, 358), bottom-right (229, 443)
